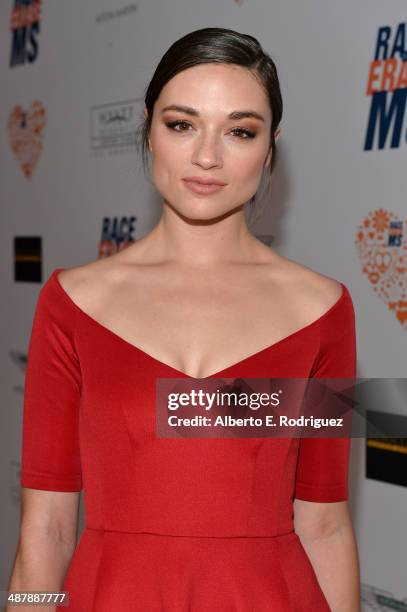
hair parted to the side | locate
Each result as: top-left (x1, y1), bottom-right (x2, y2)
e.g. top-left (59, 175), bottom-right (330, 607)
top-left (135, 27), bottom-right (283, 226)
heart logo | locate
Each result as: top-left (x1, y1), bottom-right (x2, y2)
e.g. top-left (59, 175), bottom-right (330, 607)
top-left (355, 209), bottom-right (407, 329)
top-left (8, 101), bottom-right (46, 177)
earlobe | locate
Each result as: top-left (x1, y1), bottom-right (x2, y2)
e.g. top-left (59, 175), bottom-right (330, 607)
top-left (144, 107), bottom-right (152, 152)
top-left (264, 127), bottom-right (281, 168)
top-left (143, 106), bottom-right (154, 153)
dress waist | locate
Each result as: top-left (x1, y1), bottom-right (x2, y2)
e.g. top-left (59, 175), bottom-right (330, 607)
top-left (85, 526), bottom-right (297, 540)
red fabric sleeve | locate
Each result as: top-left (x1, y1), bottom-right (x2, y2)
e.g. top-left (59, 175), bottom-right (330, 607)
top-left (294, 285), bottom-right (357, 503)
top-left (20, 271), bottom-right (83, 492)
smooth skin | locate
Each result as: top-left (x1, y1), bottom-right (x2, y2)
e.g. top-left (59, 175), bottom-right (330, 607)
top-left (9, 63), bottom-right (360, 611)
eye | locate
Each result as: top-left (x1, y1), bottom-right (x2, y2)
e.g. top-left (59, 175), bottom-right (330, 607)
top-left (165, 120), bottom-right (191, 132)
top-left (230, 127), bottom-right (256, 139)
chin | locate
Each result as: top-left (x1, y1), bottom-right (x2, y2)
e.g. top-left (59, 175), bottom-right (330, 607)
top-left (164, 194), bottom-right (226, 217)
top-left (185, 200), bottom-right (239, 220)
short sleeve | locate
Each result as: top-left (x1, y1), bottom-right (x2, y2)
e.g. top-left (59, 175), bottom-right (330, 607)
top-left (294, 284), bottom-right (357, 503)
top-left (20, 270), bottom-right (83, 492)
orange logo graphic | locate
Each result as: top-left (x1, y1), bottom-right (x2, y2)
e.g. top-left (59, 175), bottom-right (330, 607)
top-left (355, 209), bottom-right (407, 329)
top-left (8, 101), bottom-right (46, 177)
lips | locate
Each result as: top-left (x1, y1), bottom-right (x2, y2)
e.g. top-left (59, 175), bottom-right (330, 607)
top-left (183, 177), bottom-right (227, 186)
top-left (182, 178), bottom-right (226, 195)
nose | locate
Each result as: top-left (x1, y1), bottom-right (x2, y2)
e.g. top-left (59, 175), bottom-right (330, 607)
top-left (191, 132), bottom-right (224, 169)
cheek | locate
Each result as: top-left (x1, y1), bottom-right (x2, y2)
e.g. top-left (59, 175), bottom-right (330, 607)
top-left (150, 145), bottom-right (180, 193)
top-left (230, 149), bottom-right (265, 187)
top-left (150, 135), bottom-right (187, 184)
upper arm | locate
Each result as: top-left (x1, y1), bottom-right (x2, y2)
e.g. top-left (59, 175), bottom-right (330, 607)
top-left (19, 270), bottom-right (83, 543)
top-left (20, 270), bottom-right (83, 493)
top-left (293, 279), bottom-right (357, 537)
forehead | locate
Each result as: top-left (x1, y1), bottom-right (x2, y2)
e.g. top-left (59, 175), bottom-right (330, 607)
top-left (156, 63), bottom-right (270, 117)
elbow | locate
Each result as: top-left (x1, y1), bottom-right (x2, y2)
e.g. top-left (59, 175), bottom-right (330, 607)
top-left (293, 499), bottom-right (352, 541)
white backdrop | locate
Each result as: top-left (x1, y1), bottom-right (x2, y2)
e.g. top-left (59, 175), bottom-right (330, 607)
top-left (1, 1), bottom-right (406, 608)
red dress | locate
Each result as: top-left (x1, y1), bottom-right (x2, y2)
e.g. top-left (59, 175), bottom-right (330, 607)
top-left (20, 267), bottom-right (357, 611)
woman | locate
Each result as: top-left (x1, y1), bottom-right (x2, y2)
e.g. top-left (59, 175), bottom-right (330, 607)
top-left (9, 28), bottom-right (360, 611)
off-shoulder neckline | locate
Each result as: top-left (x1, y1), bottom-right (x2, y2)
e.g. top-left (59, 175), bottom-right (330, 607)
top-left (50, 267), bottom-right (349, 380)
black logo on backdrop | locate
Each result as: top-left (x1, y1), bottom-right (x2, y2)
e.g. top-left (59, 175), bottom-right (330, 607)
top-left (14, 236), bottom-right (42, 281)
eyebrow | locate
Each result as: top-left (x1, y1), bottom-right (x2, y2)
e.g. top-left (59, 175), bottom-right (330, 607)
top-left (160, 104), bottom-right (265, 122)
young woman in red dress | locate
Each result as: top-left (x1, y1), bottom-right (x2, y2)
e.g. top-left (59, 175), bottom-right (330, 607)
top-left (10, 27), bottom-right (360, 611)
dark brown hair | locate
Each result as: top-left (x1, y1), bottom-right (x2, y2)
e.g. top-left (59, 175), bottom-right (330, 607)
top-left (136, 27), bottom-right (283, 222)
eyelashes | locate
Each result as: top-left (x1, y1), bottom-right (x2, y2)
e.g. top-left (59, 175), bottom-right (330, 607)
top-left (164, 120), bottom-right (257, 140)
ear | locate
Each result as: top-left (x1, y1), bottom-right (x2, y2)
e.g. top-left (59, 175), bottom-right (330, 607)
top-left (143, 106), bottom-right (152, 152)
top-left (264, 127), bottom-right (281, 169)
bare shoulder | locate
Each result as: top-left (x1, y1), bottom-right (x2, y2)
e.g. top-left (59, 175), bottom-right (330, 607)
top-left (57, 259), bottom-right (108, 300)
top-left (55, 237), bottom-right (155, 314)
top-left (296, 265), bottom-right (344, 312)
top-left (55, 249), bottom-right (139, 312)
top-left (267, 252), bottom-right (344, 319)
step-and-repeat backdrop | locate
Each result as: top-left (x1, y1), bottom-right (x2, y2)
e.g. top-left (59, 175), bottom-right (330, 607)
top-left (1, 1), bottom-right (406, 608)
